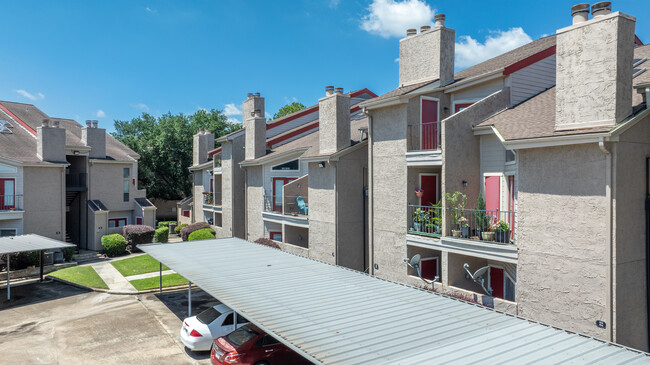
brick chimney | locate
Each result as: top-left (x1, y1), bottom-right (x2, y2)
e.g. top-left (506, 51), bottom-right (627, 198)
top-left (243, 93), bottom-right (266, 160)
top-left (555, 2), bottom-right (636, 130)
top-left (193, 128), bottom-right (214, 165)
top-left (37, 119), bottom-right (66, 162)
top-left (82, 120), bottom-right (106, 159)
top-left (319, 86), bottom-right (350, 155)
top-left (399, 14), bottom-right (455, 86)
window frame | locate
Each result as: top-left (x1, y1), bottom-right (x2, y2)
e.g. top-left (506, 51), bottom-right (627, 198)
top-left (0, 228), bottom-right (17, 237)
top-left (271, 159), bottom-right (300, 171)
top-left (108, 218), bottom-right (128, 228)
top-left (488, 264), bottom-right (516, 302)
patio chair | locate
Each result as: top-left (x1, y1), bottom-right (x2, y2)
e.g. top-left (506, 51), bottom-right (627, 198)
top-left (297, 196), bottom-right (308, 215)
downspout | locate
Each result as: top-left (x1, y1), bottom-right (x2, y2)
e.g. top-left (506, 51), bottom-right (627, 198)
top-left (364, 108), bottom-right (374, 275)
top-left (599, 137), bottom-right (614, 342)
top-left (646, 157), bottom-right (650, 351)
top-left (335, 161), bottom-right (339, 266)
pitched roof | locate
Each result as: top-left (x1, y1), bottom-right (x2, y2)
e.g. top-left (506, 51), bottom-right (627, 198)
top-left (478, 44), bottom-right (650, 141)
top-left (0, 101), bottom-right (138, 163)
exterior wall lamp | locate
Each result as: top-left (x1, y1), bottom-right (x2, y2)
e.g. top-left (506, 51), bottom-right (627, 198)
top-left (318, 162), bottom-right (325, 168)
top-left (462, 180), bottom-right (468, 187)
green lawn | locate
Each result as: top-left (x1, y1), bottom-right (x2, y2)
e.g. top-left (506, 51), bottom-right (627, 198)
top-left (129, 273), bottom-right (188, 291)
top-left (48, 266), bottom-right (109, 290)
top-left (111, 254), bottom-right (169, 277)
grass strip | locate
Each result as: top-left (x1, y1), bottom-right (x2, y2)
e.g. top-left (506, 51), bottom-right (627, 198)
top-left (48, 266), bottom-right (109, 290)
top-left (130, 273), bottom-right (188, 291)
top-left (111, 254), bottom-right (169, 277)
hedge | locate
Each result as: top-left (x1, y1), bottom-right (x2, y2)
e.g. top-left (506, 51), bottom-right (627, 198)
top-left (102, 234), bottom-right (126, 257)
top-left (157, 221), bottom-right (176, 228)
top-left (62, 247), bottom-right (75, 262)
top-left (181, 222), bottom-right (210, 241)
top-left (188, 228), bottom-right (216, 241)
top-left (175, 223), bottom-right (188, 234)
top-left (122, 225), bottom-right (155, 252)
top-left (254, 238), bottom-right (281, 249)
top-left (0, 251), bottom-right (40, 270)
top-left (154, 227), bottom-right (169, 243)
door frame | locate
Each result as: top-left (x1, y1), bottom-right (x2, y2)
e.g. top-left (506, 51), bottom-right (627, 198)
top-left (418, 173), bottom-right (439, 206)
top-left (0, 178), bottom-right (15, 209)
top-left (488, 264), bottom-right (516, 300)
top-left (483, 173), bottom-right (504, 210)
top-left (420, 96), bottom-right (440, 150)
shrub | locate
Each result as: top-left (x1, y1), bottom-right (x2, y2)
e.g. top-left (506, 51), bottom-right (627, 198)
top-left (101, 234), bottom-right (126, 257)
top-left (154, 227), bottom-right (169, 243)
top-left (188, 228), bottom-right (216, 241)
top-left (175, 223), bottom-right (188, 234)
top-left (0, 251), bottom-right (40, 270)
top-left (254, 238), bottom-right (280, 249)
top-left (62, 247), bottom-right (75, 262)
top-left (157, 221), bottom-right (176, 228)
top-left (180, 222), bottom-right (210, 241)
top-left (122, 225), bottom-right (155, 252)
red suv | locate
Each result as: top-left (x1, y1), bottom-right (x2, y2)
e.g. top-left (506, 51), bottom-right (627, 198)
top-left (210, 324), bottom-right (311, 365)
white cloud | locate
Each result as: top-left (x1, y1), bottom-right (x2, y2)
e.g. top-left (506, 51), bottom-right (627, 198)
top-left (133, 103), bottom-right (149, 111)
top-left (96, 110), bottom-right (106, 118)
top-left (283, 96), bottom-right (299, 104)
top-left (14, 89), bottom-right (44, 101)
top-left (329, 0), bottom-right (341, 9)
top-left (265, 112), bottom-right (272, 119)
top-left (224, 103), bottom-right (242, 116)
top-left (394, 57), bottom-right (399, 63)
top-left (455, 28), bottom-right (533, 69)
top-left (360, 0), bottom-right (435, 38)
top-left (145, 7), bottom-right (155, 13)
top-left (227, 118), bottom-right (241, 124)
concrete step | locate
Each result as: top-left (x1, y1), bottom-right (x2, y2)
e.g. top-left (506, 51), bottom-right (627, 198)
top-left (74, 251), bottom-right (106, 263)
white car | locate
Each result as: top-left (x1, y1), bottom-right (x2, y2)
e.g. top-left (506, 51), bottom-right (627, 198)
top-left (180, 304), bottom-right (249, 351)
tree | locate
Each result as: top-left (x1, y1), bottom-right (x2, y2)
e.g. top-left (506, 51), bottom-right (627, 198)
top-left (271, 102), bottom-right (305, 120)
top-left (112, 109), bottom-right (237, 200)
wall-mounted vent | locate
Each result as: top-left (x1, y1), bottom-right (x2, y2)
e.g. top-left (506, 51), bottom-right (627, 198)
top-left (0, 120), bottom-right (13, 134)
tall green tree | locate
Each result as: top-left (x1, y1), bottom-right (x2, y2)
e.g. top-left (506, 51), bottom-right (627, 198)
top-left (112, 109), bottom-right (237, 200)
top-left (271, 102), bottom-right (305, 120)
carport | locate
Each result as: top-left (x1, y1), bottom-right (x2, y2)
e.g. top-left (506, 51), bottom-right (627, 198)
top-left (140, 238), bottom-right (650, 364)
top-left (0, 234), bottom-right (75, 300)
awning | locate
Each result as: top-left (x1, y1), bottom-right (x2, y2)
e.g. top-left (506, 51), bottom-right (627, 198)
top-left (1, 234), bottom-right (75, 301)
top-left (140, 238), bottom-right (650, 364)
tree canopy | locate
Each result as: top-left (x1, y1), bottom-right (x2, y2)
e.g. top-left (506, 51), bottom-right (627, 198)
top-left (112, 109), bottom-right (237, 200)
top-left (272, 102), bottom-right (305, 120)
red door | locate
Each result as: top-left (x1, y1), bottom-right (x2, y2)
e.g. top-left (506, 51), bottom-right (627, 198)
top-left (420, 258), bottom-right (438, 281)
top-left (490, 267), bottom-right (504, 299)
top-left (0, 179), bottom-right (15, 209)
top-left (485, 176), bottom-right (500, 218)
top-left (420, 175), bottom-right (438, 207)
top-left (421, 99), bottom-right (438, 150)
top-left (272, 178), bottom-right (295, 212)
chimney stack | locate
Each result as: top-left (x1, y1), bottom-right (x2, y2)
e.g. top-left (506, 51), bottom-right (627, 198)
top-left (192, 129), bottom-right (214, 165)
top-left (243, 93), bottom-right (266, 160)
top-left (555, 3), bottom-right (636, 130)
top-left (37, 119), bottom-right (66, 162)
top-left (319, 86), bottom-right (350, 155)
top-left (82, 120), bottom-right (106, 159)
top-left (571, 3), bottom-right (590, 24)
top-left (399, 14), bottom-right (455, 86)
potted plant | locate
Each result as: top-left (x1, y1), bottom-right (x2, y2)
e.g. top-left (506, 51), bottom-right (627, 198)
top-left (428, 201), bottom-right (442, 235)
top-left (459, 217), bottom-right (470, 238)
top-left (445, 191), bottom-right (467, 237)
top-left (414, 188), bottom-right (424, 198)
top-left (474, 195), bottom-right (490, 238)
top-left (481, 228), bottom-right (495, 242)
top-left (412, 208), bottom-right (429, 232)
top-left (492, 220), bottom-right (511, 243)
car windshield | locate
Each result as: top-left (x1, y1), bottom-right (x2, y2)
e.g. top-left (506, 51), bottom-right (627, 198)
top-left (226, 325), bottom-right (259, 347)
top-left (196, 307), bottom-right (222, 325)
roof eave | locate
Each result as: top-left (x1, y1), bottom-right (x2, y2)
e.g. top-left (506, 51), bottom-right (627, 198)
top-left (240, 148), bottom-right (309, 167)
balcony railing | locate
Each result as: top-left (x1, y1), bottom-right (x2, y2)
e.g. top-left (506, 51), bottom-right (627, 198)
top-left (66, 173), bottom-right (87, 188)
top-left (0, 194), bottom-right (23, 211)
top-left (263, 195), bottom-right (309, 217)
top-left (408, 204), bottom-right (442, 237)
top-left (407, 121), bottom-right (440, 152)
top-left (202, 192), bottom-right (222, 206)
top-left (408, 205), bottom-right (516, 245)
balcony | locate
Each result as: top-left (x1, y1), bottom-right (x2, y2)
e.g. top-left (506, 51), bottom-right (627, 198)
top-left (66, 173), bottom-right (87, 191)
top-left (406, 122), bottom-right (442, 166)
top-left (262, 194), bottom-right (309, 228)
top-left (407, 204), bottom-right (442, 238)
top-left (202, 192), bottom-right (222, 213)
top-left (0, 194), bottom-right (24, 220)
top-left (445, 207), bottom-right (515, 245)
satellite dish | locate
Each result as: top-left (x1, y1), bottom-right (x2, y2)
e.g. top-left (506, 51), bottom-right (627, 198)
top-left (463, 263), bottom-right (492, 295)
top-left (408, 254), bottom-right (421, 269)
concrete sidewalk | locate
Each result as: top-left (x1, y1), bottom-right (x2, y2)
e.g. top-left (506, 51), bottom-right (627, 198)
top-left (90, 262), bottom-right (137, 293)
top-left (126, 269), bottom-right (176, 281)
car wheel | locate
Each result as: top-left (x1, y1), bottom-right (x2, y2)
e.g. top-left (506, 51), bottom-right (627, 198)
top-left (254, 362), bottom-right (270, 365)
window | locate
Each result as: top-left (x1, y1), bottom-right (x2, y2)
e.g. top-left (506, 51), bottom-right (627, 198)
top-left (454, 102), bottom-right (474, 113)
top-left (270, 231), bottom-right (282, 242)
top-left (236, 314), bottom-right (249, 324)
top-left (0, 120), bottom-right (12, 134)
top-left (197, 307), bottom-right (222, 325)
top-left (260, 335), bottom-right (279, 347)
top-left (226, 326), bottom-right (259, 347)
top-left (123, 168), bottom-right (130, 178)
top-left (183, 210), bottom-right (190, 218)
top-left (272, 178), bottom-right (296, 211)
top-left (123, 168), bottom-right (130, 202)
top-left (271, 159), bottom-right (299, 171)
top-left (108, 218), bottom-right (127, 228)
top-left (505, 149), bottom-right (516, 163)
top-left (222, 313), bottom-right (234, 326)
top-left (0, 229), bottom-right (16, 237)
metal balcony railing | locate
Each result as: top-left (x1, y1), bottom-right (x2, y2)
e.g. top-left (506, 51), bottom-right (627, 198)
top-left (446, 208), bottom-right (516, 244)
top-left (263, 195), bottom-right (309, 217)
top-left (0, 194), bottom-right (23, 211)
top-left (408, 204), bottom-right (442, 237)
top-left (202, 192), bottom-right (222, 206)
top-left (407, 121), bottom-right (440, 152)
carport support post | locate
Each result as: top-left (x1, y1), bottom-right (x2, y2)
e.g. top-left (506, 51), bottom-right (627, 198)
top-left (39, 250), bottom-right (44, 282)
top-left (159, 263), bottom-right (162, 295)
top-left (188, 281), bottom-right (192, 317)
top-left (6, 254), bottom-right (9, 301)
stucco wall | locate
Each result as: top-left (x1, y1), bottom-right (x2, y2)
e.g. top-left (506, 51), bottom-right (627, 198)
top-left (308, 162), bottom-right (336, 264)
top-left (246, 166), bottom-right (264, 241)
top-left (89, 161), bottom-right (141, 211)
top-left (371, 104), bottom-right (408, 282)
top-left (192, 169), bottom-right (205, 224)
top-left (613, 114), bottom-right (650, 349)
top-left (222, 142), bottom-right (234, 237)
top-left (336, 145), bottom-right (368, 271)
top-left (22, 166), bottom-right (65, 241)
top-left (517, 143), bottom-right (609, 340)
top-left (231, 134), bottom-right (246, 239)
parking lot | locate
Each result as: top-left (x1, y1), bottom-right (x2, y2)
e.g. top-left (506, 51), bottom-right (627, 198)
top-left (0, 281), bottom-right (217, 364)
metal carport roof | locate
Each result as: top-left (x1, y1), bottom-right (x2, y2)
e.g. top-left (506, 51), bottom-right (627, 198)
top-left (140, 238), bottom-right (650, 364)
top-left (0, 234), bottom-right (74, 254)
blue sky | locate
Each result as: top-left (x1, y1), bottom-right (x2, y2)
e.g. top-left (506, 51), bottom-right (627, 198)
top-left (1, 0), bottom-right (649, 134)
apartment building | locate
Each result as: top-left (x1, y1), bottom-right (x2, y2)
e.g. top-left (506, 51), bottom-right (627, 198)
top-left (0, 101), bottom-right (155, 250)
top-left (363, 3), bottom-right (650, 350)
top-left (187, 89), bottom-right (375, 271)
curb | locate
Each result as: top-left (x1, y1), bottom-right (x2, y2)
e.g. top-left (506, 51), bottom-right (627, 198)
top-left (47, 276), bottom-right (195, 295)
